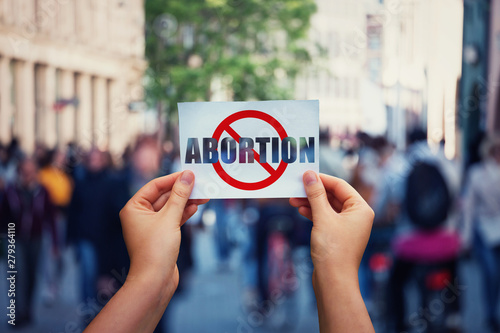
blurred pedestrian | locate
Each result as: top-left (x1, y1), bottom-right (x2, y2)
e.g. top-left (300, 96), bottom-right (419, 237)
top-left (38, 148), bottom-right (74, 303)
top-left (6, 137), bottom-right (25, 164)
top-left (254, 198), bottom-right (301, 316)
top-left (211, 199), bottom-right (233, 271)
top-left (356, 136), bottom-right (400, 311)
top-left (67, 148), bottom-right (118, 325)
top-left (39, 148), bottom-right (73, 209)
top-left (463, 136), bottom-right (500, 332)
top-left (126, 137), bottom-right (161, 193)
top-left (123, 138), bottom-right (178, 333)
top-left (239, 200), bottom-right (260, 311)
top-left (350, 132), bottom-right (377, 204)
top-left (160, 140), bottom-right (178, 175)
top-left (65, 141), bottom-right (87, 180)
top-left (0, 158), bottom-right (57, 327)
top-left (388, 129), bottom-right (462, 332)
top-left (0, 143), bottom-right (17, 189)
top-left (318, 128), bottom-right (349, 179)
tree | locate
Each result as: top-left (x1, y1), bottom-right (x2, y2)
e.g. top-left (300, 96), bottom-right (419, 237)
top-left (144, 0), bottom-right (317, 129)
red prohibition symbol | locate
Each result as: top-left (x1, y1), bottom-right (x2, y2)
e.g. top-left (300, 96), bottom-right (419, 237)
top-left (212, 110), bottom-right (288, 191)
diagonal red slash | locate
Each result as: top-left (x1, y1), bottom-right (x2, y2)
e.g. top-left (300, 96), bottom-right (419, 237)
top-left (224, 125), bottom-right (276, 175)
top-left (211, 110), bottom-right (288, 191)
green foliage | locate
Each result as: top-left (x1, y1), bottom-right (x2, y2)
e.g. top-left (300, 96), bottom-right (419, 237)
top-left (144, 0), bottom-right (317, 120)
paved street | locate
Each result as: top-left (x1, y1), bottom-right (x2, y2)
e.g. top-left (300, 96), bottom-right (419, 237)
top-left (166, 227), bottom-right (319, 333)
top-left (0, 227), bottom-right (491, 333)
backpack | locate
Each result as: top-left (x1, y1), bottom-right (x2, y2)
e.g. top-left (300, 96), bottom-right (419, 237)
top-left (405, 161), bottom-right (451, 229)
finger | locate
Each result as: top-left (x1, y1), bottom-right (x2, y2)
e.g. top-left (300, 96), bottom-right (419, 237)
top-left (152, 191), bottom-right (172, 212)
top-left (291, 194), bottom-right (342, 213)
top-left (190, 199), bottom-right (210, 205)
top-left (298, 206), bottom-right (313, 221)
top-left (152, 194), bottom-right (209, 212)
top-left (181, 203), bottom-right (199, 225)
top-left (327, 192), bottom-right (343, 213)
top-left (302, 170), bottom-right (330, 217)
top-left (133, 172), bottom-right (180, 208)
top-left (161, 171), bottom-right (195, 224)
top-left (289, 197), bottom-right (310, 208)
top-left (319, 173), bottom-right (366, 210)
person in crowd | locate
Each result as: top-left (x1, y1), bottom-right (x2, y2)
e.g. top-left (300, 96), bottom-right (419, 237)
top-left (350, 132), bottom-right (378, 205)
top-left (350, 133), bottom-right (378, 303)
top-left (0, 143), bottom-right (17, 188)
top-left (38, 148), bottom-right (74, 210)
top-left (66, 141), bottom-right (86, 180)
top-left (254, 198), bottom-right (299, 307)
top-left (239, 200), bottom-right (261, 312)
top-left (387, 129), bottom-right (462, 332)
top-left (38, 148), bottom-right (74, 303)
top-left (82, 170), bottom-right (375, 333)
top-left (160, 140), bottom-right (178, 176)
top-left (6, 137), bottom-right (25, 164)
top-left (123, 136), bottom-right (193, 333)
top-left (318, 128), bottom-right (349, 179)
top-left (463, 136), bottom-right (500, 332)
top-left (67, 148), bottom-right (123, 325)
top-left (355, 136), bottom-right (401, 311)
top-left (126, 137), bottom-right (162, 193)
top-left (0, 158), bottom-right (57, 327)
top-left (119, 138), bottom-right (164, 280)
top-left (211, 199), bottom-right (233, 271)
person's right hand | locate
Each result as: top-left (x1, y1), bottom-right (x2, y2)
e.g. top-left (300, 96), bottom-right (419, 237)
top-left (290, 171), bottom-right (374, 281)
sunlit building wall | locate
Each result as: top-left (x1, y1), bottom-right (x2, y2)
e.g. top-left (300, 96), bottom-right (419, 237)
top-left (295, 0), bottom-right (366, 136)
top-left (0, 0), bottom-right (147, 154)
top-left (381, 0), bottom-right (463, 155)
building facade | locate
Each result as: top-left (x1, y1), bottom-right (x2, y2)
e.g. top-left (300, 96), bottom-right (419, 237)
top-left (295, 0), bottom-right (366, 136)
top-left (0, 0), bottom-right (146, 154)
top-left (489, 0), bottom-right (500, 133)
top-left (459, 0), bottom-right (490, 167)
top-left (458, 0), bottom-right (500, 168)
top-left (381, 0), bottom-right (463, 154)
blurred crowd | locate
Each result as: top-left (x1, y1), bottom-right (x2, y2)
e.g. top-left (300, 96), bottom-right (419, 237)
top-left (1, 129), bottom-right (500, 333)
top-left (336, 130), bottom-right (500, 333)
top-left (0, 136), bottom-right (174, 330)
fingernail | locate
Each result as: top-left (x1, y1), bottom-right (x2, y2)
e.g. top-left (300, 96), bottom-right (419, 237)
top-left (304, 171), bottom-right (317, 185)
top-left (180, 171), bottom-right (194, 185)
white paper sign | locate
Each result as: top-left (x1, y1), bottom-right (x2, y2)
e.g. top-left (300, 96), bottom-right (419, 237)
top-left (178, 100), bottom-right (319, 199)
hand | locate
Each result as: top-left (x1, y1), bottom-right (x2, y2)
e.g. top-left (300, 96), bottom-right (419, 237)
top-left (119, 171), bottom-right (208, 295)
top-left (84, 171), bottom-right (209, 333)
top-left (290, 171), bottom-right (375, 333)
top-left (290, 171), bottom-right (374, 280)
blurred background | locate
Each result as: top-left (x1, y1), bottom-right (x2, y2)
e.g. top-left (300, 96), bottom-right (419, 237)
top-left (0, 0), bottom-right (500, 332)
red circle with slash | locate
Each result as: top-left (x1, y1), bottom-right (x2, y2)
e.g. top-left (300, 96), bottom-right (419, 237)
top-left (212, 110), bottom-right (288, 191)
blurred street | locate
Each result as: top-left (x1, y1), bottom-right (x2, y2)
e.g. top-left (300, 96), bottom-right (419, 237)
top-left (0, 225), bottom-right (492, 333)
top-left (0, 226), bottom-right (321, 333)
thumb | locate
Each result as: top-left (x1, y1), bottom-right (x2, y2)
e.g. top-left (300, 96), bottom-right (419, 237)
top-left (161, 171), bottom-right (195, 224)
top-left (303, 171), bottom-right (330, 218)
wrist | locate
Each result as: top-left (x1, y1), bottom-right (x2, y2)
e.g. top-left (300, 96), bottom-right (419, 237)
top-left (125, 268), bottom-right (177, 306)
top-left (312, 266), bottom-right (359, 293)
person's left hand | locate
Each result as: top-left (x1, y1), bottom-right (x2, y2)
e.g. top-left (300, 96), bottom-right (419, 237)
top-left (119, 171), bottom-right (208, 295)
